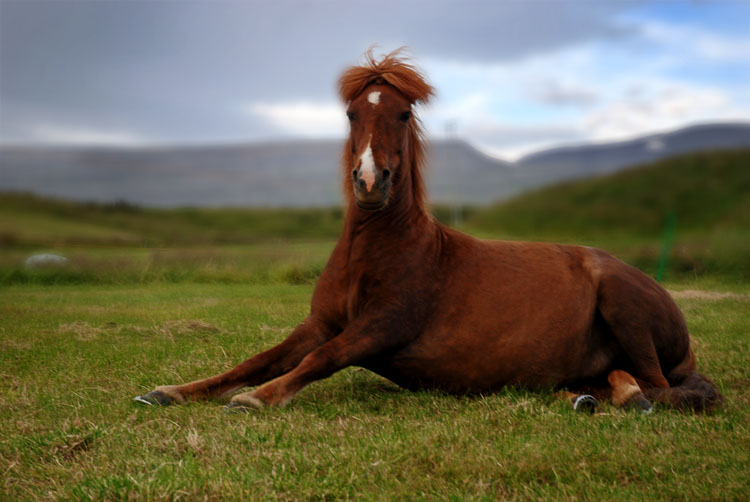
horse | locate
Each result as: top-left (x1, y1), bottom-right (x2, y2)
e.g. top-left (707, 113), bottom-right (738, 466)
top-left (135, 51), bottom-right (722, 414)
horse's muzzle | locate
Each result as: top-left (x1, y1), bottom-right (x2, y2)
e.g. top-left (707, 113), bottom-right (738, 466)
top-left (352, 167), bottom-right (391, 210)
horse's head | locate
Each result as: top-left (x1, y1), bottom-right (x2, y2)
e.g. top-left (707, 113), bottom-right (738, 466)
top-left (339, 51), bottom-right (434, 212)
top-left (345, 82), bottom-right (412, 210)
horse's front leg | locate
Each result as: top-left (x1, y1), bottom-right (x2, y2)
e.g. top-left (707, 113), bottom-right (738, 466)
top-left (134, 316), bottom-right (337, 406)
top-left (229, 317), bottom-right (404, 409)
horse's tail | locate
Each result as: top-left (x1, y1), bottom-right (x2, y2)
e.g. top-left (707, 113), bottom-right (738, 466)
top-left (644, 348), bottom-right (723, 413)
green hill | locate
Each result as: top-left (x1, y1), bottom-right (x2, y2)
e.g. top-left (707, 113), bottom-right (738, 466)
top-left (0, 194), bottom-right (344, 247)
top-left (461, 149), bottom-right (750, 283)
top-left (465, 149), bottom-right (750, 238)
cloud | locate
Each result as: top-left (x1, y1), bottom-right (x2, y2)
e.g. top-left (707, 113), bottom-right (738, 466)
top-left (527, 80), bottom-right (599, 107)
top-left (0, 1), bottom-right (637, 146)
top-left (583, 82), bottom-right (733, 140)
top-left (464, 123), bottom-right (586, 161)
top-left (414, 15), bottom-right (750, 159)
top-left (1, 0), bottom-right (747, 157)
top-left (640, 20), bottom-right (750, 63)
top-left (245, 102), bottom-right (346, 138)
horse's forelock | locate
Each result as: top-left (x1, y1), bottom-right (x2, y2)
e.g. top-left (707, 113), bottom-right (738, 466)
top-left (338, 49), bottom-right (434, 105)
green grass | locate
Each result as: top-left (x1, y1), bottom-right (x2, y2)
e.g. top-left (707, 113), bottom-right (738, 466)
top-left (0, 242), bottom-right (334, 286)
top-left (0, 194), bottom-right (346, 247)
top-left (464, 149), bottom-right (750, 237)
top-left (0, 283), bottom-right (748, 500)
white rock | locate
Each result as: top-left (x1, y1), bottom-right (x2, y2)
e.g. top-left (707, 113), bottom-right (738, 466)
top-left (24, 253), bottom-right (68, 268)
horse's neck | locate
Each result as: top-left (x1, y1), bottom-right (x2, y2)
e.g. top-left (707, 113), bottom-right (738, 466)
top-left (339, 144), bottom-right (435, 256)
top-left (341, 191), bottom-right (433, 254)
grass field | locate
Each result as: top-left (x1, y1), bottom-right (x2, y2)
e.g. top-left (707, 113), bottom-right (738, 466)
top-left (1, 149), bottom-right (749, 500)
top-left (1, 283), bottom-right (748, 500)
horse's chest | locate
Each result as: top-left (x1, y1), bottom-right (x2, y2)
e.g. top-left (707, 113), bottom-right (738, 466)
top-left (322, 240), bottom-right (436, 327)
top-left (344, 266), bottom-right (423, 322)
top-left (345, 272), bottom-right (379, 321)
top-left (311, 255), bottom-right (393, 328)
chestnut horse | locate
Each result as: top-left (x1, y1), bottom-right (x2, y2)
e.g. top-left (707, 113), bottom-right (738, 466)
top-left (135, 52), bottom-right (722, 413)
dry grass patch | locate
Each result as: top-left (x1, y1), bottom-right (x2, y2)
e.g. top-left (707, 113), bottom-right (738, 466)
top-left (669, 289), bottom-right (750, 301)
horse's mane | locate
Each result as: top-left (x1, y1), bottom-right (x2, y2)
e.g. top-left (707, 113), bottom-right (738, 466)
top-left (338, 49), bottom-right (435, 213)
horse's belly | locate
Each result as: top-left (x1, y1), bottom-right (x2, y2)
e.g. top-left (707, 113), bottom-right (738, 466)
top-left (364, 295), bottom-right (612, 393)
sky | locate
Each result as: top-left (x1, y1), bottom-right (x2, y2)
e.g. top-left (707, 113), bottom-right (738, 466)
top-left (1, 0), bottom-right (748, 160)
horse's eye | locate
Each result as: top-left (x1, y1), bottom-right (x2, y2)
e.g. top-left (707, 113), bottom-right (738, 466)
top-left (347, 111), bottom-right (357, 121)
top-left (399, 111), bottom-right (412, 123)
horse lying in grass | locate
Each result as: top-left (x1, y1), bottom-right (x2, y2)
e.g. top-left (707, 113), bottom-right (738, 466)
top-left (136, 51), bottom-right (722, 414)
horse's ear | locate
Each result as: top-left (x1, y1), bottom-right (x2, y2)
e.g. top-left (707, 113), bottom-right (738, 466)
top-left (338, 49), bottom-right (434, 105)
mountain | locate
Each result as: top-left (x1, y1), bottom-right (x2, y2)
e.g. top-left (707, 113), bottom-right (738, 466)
top-left (0, 141), bottom-right (344, 208)
top-left (0, 138), bottom-right (514, 207)
top-left (1, 122), bottom-right (748, 207)
top-left (512, 123), bottom-right (750, 188)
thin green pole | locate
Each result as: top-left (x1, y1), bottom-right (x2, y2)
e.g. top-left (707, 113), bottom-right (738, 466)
top-left (656, 211), bottom-right (677, 283)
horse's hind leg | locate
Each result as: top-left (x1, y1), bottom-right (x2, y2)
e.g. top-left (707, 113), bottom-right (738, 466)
top-left (608, 370), bottom-right (654, 413)
top-left (556, 391), bottom-right (602, 414)
top-left (560, 373), bottom-right (655, 413)
top-left (596, 263), bottom-right (684, 391)
top-left (134, 316), bottom-right (336, 406)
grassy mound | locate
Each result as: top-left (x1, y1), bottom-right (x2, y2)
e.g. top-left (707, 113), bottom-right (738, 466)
top-left (465, 149), bottom-right (750, 238)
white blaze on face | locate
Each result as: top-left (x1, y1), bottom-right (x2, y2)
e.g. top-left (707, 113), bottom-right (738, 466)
top-left (367, 91), bottom-right (381, 106)
top-left (359, 135), bottom-right (376, 192)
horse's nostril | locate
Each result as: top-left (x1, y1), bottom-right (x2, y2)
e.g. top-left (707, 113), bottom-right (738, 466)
top-left (382, 169), bottom-right (391, 181)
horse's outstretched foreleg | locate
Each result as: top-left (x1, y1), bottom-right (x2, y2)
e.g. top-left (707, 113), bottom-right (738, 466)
top-left (134, 316), bottom-right (337, 406)
top-left (228, 318), bottom-right (401, 410)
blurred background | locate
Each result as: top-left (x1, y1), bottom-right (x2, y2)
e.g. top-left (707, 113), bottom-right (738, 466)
top-left (1, 0), bottom-right (749, 286)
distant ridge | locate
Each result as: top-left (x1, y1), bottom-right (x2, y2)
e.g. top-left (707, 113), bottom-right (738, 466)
top-left (512, 123), bottom-right (750, 188)
top-left (1, 122), bottom-right (748, 207)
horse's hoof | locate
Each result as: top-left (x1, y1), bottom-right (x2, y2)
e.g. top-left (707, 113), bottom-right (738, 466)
top-left (133, 390), bottom-right (175, 407)
top-left (224, 394), bottom-right (265, 413)
top-left (224, 402), bottom-right (254, 414)
top-left (627, 393), bottom-right (654, 414)
top-left (226, 393), bottom-right (265, 411)
top-left (572, 394), bottom-right (599, 414)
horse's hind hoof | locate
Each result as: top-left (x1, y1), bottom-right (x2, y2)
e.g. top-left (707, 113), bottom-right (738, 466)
top-left (134, 390), bottom-right (175, 407)
top-left (572, 394), bottom-right (599, 414)
top-left (626, 393), bottom-right (654, 414)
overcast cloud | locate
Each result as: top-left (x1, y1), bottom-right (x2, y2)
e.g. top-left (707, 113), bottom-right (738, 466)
top-left (1, 0), bottom-right (748, 159)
